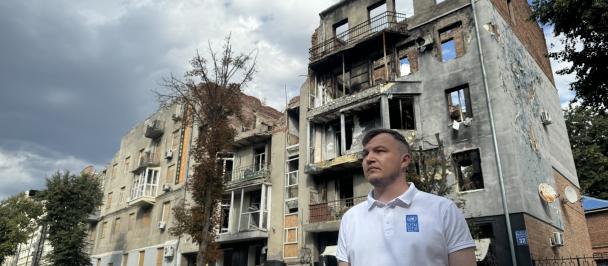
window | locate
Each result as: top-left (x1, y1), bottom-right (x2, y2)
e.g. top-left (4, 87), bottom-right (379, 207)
top-left (128, 213), bottom-right (135, 230)
top-left (254, 147), bottom-right (266, 172)
top-left (112, 217), bottom-right (121, 236)
top-left (141, 208), bottom-right (151, 227)
top-left (446, 85), bottom-right (472, 122)
top-left (284, 227), bottom-right (298, 244)
top-left (389, 97), bottom-right (416, 130)
top-left (122, 254), bottom-right (129, 266)
top-left (161, 201), bottom-right (171, 222)
top-left (285, 155), bottom-right (299, 214)
top-left (436, 0), bottom-right (445, 4)
top-left (131, 168), bottom-right (160, 199)
top-left (106, 192), bottom-right (113, 210)
top-left (439, 22), bottom-right (464, 62)
top-left (220, 198), bottom-right (230, 233)
top-left (112, 163), bottom-right (119, 177)
top-left (368, 2), bottom-right (387, 32)
top-left (156, 248), bottom-right (164, 266)
top-left (334, 20), bottom-right (349, 43)
top-left (100, 221), bottom-right (107, 239)
top-left (399, 57), bottom-right (411, 76)
top-left (124, 157), bottom-right (130, 175)
top-left (119, 186), bottom-right (126, 206)
top-left (441, 40), bottom-right (456, 62)
top-left (138, 251), bottom-right (145, 266)
top-left (218, 153), bottom-right (234, 181)
top-left (89, 224), bottom-right (97, 241)
top-left (395, 0), bottom-right (414, 18)
top-left (166, 164), bottom-right (176, 184)
top-left (171, 130), bottom-right (180, 152)
top-left (453, 149), bottom-right (484, 191)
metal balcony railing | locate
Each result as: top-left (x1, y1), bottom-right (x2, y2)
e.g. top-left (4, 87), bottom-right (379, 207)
top-left (225, 163), bottom-right (270, 183)
top-left (309, 11), bottom-right (408, 62)
top-left (309, 196), bottom-right (366, 223)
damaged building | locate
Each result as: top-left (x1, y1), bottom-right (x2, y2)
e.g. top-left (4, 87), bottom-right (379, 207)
top-left (87, 92), bottom-right (283, 266)
top-left (265, 0), bottom-right (593, 265)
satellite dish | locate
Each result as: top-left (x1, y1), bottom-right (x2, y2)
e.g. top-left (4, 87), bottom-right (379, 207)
top-left (538, 183), bottom-right (558, 203)
top-left (564, 186), bottom-right (579, 203)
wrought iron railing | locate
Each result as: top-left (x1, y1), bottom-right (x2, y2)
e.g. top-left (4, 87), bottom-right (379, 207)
top-left (309, 196), bottom-right (366, 223)
top-left (225, 163), bottom-right (270, 183)
top-left (309, 11), bottom-right (408, 62)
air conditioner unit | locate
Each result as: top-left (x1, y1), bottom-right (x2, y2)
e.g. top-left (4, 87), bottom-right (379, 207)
top-left (550, 231), bottom-right (564, 246)
top-left (158, 221), bottom-right (166, 230)
top-left (163, 246), bottom-right (174, 258)
top-left (162, 184), bottom-right (171, 192)
top-left (541, 111), bottom-right (552, 125)
top-left (165, 150), bottom-right (173, 159)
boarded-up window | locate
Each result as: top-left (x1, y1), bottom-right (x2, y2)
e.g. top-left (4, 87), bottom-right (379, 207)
top-left (171, 130), bottom-right (180, 152)
top-left (284, 228), bottom-right (298, 243)
top-left (162, 201), bottom-right (171, 222)
top-left (106, 192), bottom-right (113, 210)
top-left (100, 221), bottom-right (107, 239)
top-left (112, 217), bottom-right (121, 236)
top-left (122, 254), bottom-right (129, 266)
top-left (138, 251), bottom-right (145, 266)
top-left (166, 164), bottom-right (176, 184)
top-left (128, 213), bottom-right (136, 230)
top-left (112, 163), bottom-right (119, 177)
top-left (124, 157), bottom-right (130, 174)
top-left (156, 248), bottom-right (164, 266)
top-left (141, 209), bottom-right (151, 227)
top-left (284, 243), bottom-right (299, 259)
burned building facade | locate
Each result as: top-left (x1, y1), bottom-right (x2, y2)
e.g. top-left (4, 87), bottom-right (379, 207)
top-left (267, 0), bottom-right (593, 265)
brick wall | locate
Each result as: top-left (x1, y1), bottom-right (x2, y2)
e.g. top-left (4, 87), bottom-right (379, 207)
top-left (524, 170), bottom-right (593, 259)
top-left (586, 210), bottom-right (608, 254)
top-left (489, 0), bottom-right (554, 84)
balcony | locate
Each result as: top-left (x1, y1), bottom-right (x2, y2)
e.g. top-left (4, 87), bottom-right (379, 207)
top-left (217, 206), bottom-right (270, 243)
top-left (132, 152), bottom-right (161, 172)
top-left (304, 196), bottom-right (366, 232)
top-left (233, 124), bottom-right (272, 148)
top-left (87, 209), bottom-right (101, 223)
top-left (310, 11), bottom-right (408, 63)
top-left (129, 168), bottom-right (159, 207)
top-left (305, 153), bottom-right (361, 175)
top-left (225, 163), bottom-right (270, 188)
top-left (144, 120), bottom-right (164, 139)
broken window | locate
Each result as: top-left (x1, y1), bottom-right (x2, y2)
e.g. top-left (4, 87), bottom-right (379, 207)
top-left (441, 39), bottom-right (456, 62)
top-left (368, 2), bottom-right (387, 32)
top-left (446, 85), bottom-right (472, 122)
top-left (389, 97), bottom-right (416, 130)
top-left (220, 197), bottom-right (230, 233)
top-left (453, 149), bottom-right (484, 191)
top-left (334, 20), bottom-right (349, 43)
top-left (254, 147), bottom-right (266, 171)
top-left (395, 0), bottom-right (415, 18)
top-left (397, 44), bottom-right (418, 76)
top-left (439, 22), bottom-right (464, 62)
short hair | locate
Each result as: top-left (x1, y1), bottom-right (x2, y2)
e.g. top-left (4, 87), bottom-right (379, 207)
top-left (362, 128), bottom-right (411, 154)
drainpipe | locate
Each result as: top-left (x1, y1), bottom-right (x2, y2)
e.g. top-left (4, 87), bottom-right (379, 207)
top-left (469, 0), bottom-right (517, 264)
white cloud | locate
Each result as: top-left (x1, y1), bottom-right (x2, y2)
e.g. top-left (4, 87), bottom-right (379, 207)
top-left (0, 142), bottom-right (99, 200)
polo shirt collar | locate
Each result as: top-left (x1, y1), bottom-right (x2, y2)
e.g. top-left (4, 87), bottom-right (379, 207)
top-left (367, 182), bottom-right (418, 209)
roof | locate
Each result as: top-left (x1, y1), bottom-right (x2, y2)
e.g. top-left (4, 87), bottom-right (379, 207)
top-left (582, 196), bottom-right (608, 212)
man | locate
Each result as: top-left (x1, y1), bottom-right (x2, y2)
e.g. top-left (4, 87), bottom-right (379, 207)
top-left (336, 129), bottom-right (476, 266)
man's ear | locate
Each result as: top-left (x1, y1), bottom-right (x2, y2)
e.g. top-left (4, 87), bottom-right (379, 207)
top-left (401, 153), bottom-right (412, 169)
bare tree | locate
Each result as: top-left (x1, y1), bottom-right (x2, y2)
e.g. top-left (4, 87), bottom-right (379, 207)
top-left (157, 35), bottom-right (256, 266)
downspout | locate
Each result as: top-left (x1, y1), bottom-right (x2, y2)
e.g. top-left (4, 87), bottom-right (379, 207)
top-left (469, 0), bottom-right (517, 264)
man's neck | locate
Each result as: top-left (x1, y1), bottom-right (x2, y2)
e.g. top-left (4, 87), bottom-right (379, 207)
top-left (373, 179), bottom-right (409, 204)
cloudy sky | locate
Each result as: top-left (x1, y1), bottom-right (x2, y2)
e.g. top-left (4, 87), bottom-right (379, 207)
top-left (0, 0), bottom-right (574, 200)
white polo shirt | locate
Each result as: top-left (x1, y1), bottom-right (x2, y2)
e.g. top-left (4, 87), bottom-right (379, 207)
top-left (336, 183), bottom-right (475, 266)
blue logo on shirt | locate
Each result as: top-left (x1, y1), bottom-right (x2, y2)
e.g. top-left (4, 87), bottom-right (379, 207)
top-left (406, 215), bottom-right (419, 232)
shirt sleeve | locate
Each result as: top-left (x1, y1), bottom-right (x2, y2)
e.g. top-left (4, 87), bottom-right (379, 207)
top-left (336, 214), bottom-right (349, 263)
top-left (443, 201), bottom-right (476, 253)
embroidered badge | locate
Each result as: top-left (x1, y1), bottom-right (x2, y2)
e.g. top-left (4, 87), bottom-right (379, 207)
top-left (406, 215), bottom-right (419, 232)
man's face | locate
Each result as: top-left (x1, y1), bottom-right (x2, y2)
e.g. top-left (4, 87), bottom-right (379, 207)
top-left (362, 133), bottom-right (411, 187)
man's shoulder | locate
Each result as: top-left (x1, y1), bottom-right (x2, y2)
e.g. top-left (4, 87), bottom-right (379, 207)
top-left (342, 200), bottom-right (369, 220)
top-left (415, 190), bottom-right (457, 209)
